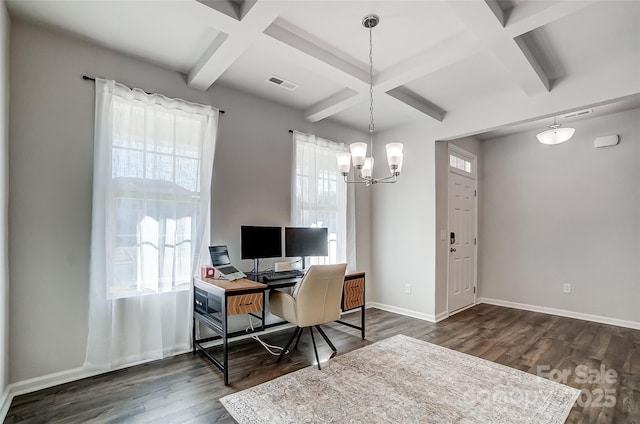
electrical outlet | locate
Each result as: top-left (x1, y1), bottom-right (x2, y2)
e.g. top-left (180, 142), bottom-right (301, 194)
top-left (405, 284), bottom-right (411, 294)
top-left (562, 283), bottom-right (571, 294)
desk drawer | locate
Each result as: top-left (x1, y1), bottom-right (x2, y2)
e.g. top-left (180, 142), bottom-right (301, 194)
top-left (343, 277), bottom-right (364, 310)
top-left (227, 293), bottom-right (263, 316)
top-left (195, 287), bottom-right (223, 315)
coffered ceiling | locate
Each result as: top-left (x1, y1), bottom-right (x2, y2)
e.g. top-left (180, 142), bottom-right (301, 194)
top-left (7, 0), bottom-right (640, 135)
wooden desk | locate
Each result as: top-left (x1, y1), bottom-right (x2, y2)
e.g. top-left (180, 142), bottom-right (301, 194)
top-left (193, 272), bottom-right (366, 385)
top-left (192, 277), bottom-right (267, 385)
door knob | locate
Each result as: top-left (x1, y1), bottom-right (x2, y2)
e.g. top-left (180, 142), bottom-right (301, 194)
top-left (450, 248), bottom-right (457, 253)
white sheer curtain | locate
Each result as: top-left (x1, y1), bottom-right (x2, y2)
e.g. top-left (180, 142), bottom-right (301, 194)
top-left (292, 131), bottom-right (356, 270)
top-left (85, 79), bottom-right (218, 370)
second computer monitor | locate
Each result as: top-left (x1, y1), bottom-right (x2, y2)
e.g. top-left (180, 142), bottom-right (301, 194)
top-left (285, 227), bottom-right (328, 258)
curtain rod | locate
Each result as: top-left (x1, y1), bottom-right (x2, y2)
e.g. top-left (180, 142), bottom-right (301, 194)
top-left (82, 75), bottom-right (225, 114)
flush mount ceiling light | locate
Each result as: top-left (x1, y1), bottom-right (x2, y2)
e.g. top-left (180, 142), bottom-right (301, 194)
top-left (336, 14), bottom-right (403, 186)
top-left (536, 116), bottom-right (575, 145)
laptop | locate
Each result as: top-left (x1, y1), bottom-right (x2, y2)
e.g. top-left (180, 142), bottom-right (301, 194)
top-left (209, 245), bottom-right (246, 281)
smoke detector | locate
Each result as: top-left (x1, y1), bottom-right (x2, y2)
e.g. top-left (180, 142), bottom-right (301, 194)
top-left (266, 75), bottom-right (298, 91)
top-left (562, 109), bottom-right (593, 119)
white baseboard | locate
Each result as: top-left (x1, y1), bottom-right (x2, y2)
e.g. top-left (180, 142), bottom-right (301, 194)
top-left (0, 366), bottom-right (103, 422)
top-left (367, 302), bottom-right (438, 323)
top-left (7, 367), bottom-right (98, 399)
top-left (478, 297), bottom-right (640, 330)
top-left (0, 351), bottom-right (198, 422)
top-left (435, 311), bottom-right (449, 322)
top-left (0, 320), bottom-right (304, 422)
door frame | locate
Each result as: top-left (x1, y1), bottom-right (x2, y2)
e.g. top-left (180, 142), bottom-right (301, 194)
top-left (446, 144), bottom-right (478, 315)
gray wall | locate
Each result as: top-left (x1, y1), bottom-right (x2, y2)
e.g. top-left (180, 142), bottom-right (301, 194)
top-left (210, 88), bottom-right (371, 275)
top-left (434, 137), bottom-right (481, 316)
top-left (369, 125), bottom-right (437, 317)
top-left (9, 20), bottom-right (371, 384)
top-left (368, 124), bottom-right (483, 320)
top-left (479, 108), bottom-right (640, 322)
top-left (0, 2), bottom-right (9, 398)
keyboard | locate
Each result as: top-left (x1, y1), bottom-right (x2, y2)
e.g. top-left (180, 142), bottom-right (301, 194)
top-left (262, 270), bottom-right (304, 282)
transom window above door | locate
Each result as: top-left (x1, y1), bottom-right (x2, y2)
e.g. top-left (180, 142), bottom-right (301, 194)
top-left (449, 154), bottom-right (472, 174)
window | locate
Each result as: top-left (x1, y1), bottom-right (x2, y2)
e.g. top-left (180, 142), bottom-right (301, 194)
top-left (92, 80), bottom-right (217, 299)
top-left (292, 132), bottom-right (348, 265)
top-left (450, 153), bottom-right (472, 175)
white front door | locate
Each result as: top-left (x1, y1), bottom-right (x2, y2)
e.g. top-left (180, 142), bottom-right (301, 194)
top-left (448, 148), bottom-right (477, 313)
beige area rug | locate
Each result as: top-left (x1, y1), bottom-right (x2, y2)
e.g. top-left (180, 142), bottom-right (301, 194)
top-left (220, 334), bottom-right (580, 424)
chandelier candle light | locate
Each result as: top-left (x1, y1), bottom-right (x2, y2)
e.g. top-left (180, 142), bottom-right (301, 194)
top-left (337, 14), bottom-right (403, 185)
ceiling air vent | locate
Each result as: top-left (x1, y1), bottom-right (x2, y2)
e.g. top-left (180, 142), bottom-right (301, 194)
top-left (266, 75), bottom-right (298, 91)
top-left (563, 109), bottom-right (593, 119)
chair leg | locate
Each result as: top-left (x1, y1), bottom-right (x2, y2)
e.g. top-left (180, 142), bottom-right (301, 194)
top-left (308, 326), bottom-right (322, 370)
top-left (314, 325), bottom-right (337, 352)
top-left (277, 327), bottom-right (301, 363)
top-left (294, 326), bottom-right (304, 349)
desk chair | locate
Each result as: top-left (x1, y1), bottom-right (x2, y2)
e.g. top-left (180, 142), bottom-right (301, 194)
top-left (269, 263), bottom-right (347, 370)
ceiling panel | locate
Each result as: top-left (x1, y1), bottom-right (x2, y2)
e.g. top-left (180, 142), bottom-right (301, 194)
top-left (7, 0), bottom-right (639, 135)
top-left (7, 0), bottom-right (220, 73)
top-left (331, 93), bottom-right (416, 134)
top-left (403, 51), bottom-right (521, 111)
top-left (275, 0), bottom-right (467, 72)
top-left (217, 36), bottom-right (348, 110)
top-left (522, 1), bottom-right (640, 81)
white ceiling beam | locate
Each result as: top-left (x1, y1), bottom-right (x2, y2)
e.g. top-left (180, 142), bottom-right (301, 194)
top-left (263, 21), bottom-right (370, 91)
top-left (305, 0), bottom-right (596, 123)
top-left (512, 37), bottom-right (550, 93)
top-left (494, 36), bottom-right (550, 94)
top-left (504, 0), bottom-right (599, 38)
top-left (431, 54), bottom-right (640, 142)
top-left (484, 0), bottom-right (507, 27)
top-left (183, 1), bottom-right (242, 34)
top-left (262, 21), bottom-right (385, 122)
top-left (262, 18), bottom-right (451, 123)
top-left (238, 1), bottom-right (259, 20)
top-left (304, 90), bottom-right (364, 122)
top-left (447, 0), bottom-right (550, 96)
top-left (386, 87), bottom-right (446, 122)
top-left (375, 32), bottom-right (481, 93)
top-left (196, 0), bottom-right (241, 22)
top-left (187, 1), bottom-right (281, 91)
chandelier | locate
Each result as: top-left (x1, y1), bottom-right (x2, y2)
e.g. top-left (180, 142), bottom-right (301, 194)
top-left (336, 14), bottom-right (403, 185)
top-left (536, 116), bottom-right (575, 145)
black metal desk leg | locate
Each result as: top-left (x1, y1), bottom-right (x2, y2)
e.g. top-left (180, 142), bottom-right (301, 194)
top-left (361, 306), bottom-right (366, 339)
top-left (261, 292), bottom-right (266, 331)
top-left (222, 296), bottom-right (229, 385)
top-left (192, 317), bottom-right (197, 352)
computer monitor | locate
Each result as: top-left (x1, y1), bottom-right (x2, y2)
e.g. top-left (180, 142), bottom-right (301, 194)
top-left (240, 225), bottom-right (282, 260)
top-left (285, 227), bottom-right (328, 269)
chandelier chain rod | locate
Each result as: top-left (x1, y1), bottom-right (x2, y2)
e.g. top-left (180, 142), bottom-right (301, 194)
top-left (338, 14), bottom-right (402, 186)
top-left (368, 23), bottom-right (374, 149)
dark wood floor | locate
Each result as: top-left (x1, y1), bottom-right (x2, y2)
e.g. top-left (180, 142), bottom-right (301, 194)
top-left (5, 304), bottom-right (640, 423)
